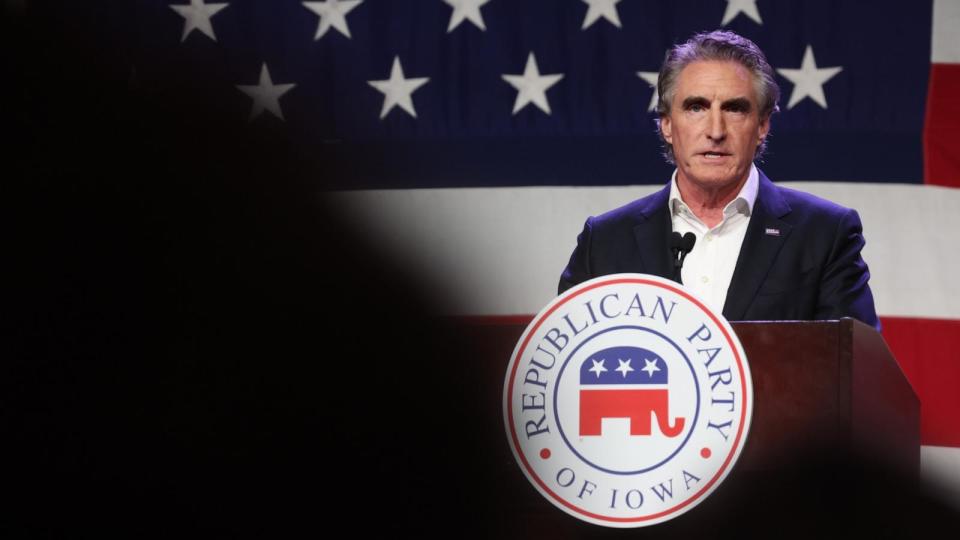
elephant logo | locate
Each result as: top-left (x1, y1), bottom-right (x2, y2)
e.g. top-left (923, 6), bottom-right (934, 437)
top-left (579, 346), bottom-right (685, 438)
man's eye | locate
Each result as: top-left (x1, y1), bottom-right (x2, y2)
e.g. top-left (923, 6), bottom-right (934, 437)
top-left (689, 104), bottom-right (704, 112)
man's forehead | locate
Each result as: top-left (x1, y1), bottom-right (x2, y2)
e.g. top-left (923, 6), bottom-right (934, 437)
top-left (674, 60), bottom-right (756, 100)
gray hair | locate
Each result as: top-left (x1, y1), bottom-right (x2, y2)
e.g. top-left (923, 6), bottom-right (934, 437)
top-left (656, 30), bottom-right (780, 164)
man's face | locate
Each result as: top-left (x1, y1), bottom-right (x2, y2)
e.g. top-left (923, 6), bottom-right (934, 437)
top-left (660, 60), bottom-right (770, 193)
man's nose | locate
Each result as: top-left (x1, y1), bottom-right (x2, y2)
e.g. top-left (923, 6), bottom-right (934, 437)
top-left (706, 107), bottom-right (726, 141)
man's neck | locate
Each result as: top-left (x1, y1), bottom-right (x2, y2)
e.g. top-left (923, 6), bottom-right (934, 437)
top-left (676, 174), bottom-right (748, 228)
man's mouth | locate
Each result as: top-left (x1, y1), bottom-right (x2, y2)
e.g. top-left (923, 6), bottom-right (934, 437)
top-left (700, 151), bottom-right (731, 159)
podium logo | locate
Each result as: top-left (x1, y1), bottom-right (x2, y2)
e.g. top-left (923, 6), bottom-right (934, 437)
top-left (578, 346), bottom-right (685, 439)
top-left (503, 274), bottom-right (753, 527)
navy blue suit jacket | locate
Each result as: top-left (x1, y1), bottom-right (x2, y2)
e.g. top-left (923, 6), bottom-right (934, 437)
top-left (558, 171), bottom-right (880, 330)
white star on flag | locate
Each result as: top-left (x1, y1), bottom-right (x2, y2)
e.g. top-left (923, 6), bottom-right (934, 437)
top-left (581, 0), bottom-right (622, 30)
top-left (721, 0), bottom-right (762, 26)
top-left (589, 359), bottom-right (607, 378)
top-left (169, 0), bottom-right (229, 43)
top-left (443, 0), bottom-right (490, 33)
top-left (501, 52), bottom-right (564, 115)
top-left (368, 56), bottom-right (430, 119)
top-left (302, 0), bottom-right (364, 40)
top-left (777, 45), bottom-right (843, 109)
top-left (641, 358), bottom-right (661, 378)
top-left (236, 63), bottom-right (296, 121)
top-left (615, 358), bottom-right (634, 377)
top-left (637, 71), bottom-right (659, 112)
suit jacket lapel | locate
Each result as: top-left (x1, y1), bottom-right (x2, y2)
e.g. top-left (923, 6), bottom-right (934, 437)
top-left (632, 185), bottom-right (675, 280)
top-left (722, 171), bottom-right (793, 321)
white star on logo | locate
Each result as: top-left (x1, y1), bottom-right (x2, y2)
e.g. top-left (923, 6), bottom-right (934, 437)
top-left (368, 56), bottom-right (430, 119)
top-left (443, 0), bottom-right (490, 33)
top-left (501, 52), bottom-right (564, 115)
top-left (637, 71), bottom-right (659, 112)
top-left (581, 0), bottom-right (622, 30)
top-left (588, 359), bottom-right (607, 378)
top-left (169, 0), bottom-right (229, 43)
top-left (721, 0), bottom-right (762, 26)
top-left (236, 63), bottom-right (296, 121)
top-left (302, 0), bottom-right (364, 40)
top-left (777, 45), bottom-right (843, 109)
top-left (641, 358), bottom-right (661, 378)
top-left (615, 358), bottom-right (634, 377)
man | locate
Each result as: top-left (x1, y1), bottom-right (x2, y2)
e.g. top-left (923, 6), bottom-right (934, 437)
top-left (559, 30), bottom-right (879, 330)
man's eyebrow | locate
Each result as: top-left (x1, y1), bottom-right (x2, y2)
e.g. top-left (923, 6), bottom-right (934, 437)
top-left (721, 97), bottom-right (752, 111)
top-left (681, 96), bottom-right (710, 109)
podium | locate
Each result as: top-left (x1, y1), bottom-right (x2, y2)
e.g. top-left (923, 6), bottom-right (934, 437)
top-left (470, 318), bottom-right (920, 536)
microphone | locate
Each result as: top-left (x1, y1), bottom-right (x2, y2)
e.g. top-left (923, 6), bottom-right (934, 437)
top-left (670, 232), bottom-right (697, 284)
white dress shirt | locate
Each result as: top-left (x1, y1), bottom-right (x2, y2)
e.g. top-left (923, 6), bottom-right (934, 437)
top-left (669, 164), bottom-right (759, 313)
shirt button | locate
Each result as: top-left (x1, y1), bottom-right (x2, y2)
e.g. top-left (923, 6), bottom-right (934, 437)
top-left (701, 276), bottom-right (709, 283)
top-left (705, 235), bottom-right (713, 242)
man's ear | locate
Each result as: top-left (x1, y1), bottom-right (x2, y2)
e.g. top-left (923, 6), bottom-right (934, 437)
top-left (660, 115), bottom-right (672, 144)
top-left (757, 114), bottom-right (770, 145)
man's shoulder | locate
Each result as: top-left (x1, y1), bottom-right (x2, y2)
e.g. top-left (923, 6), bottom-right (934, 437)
top-left (588, 185), bottom-right (670, 229)
top-left (761, 175), bottom-right (857, 223)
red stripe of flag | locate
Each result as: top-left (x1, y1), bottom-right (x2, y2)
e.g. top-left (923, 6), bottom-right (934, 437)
top-left (881, 316), bottom-right (960, 448)
top-left (924, 63), bottom-right (960, 187)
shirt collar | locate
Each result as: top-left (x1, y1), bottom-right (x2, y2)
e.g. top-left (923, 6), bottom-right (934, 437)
top-left (669, 163), bottom-right (759, 219)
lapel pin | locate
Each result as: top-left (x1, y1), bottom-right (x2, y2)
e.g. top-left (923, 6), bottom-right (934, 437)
top-left (765, 228), bottom-right (781, 237)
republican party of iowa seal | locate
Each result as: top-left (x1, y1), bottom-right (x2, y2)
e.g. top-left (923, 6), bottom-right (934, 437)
top-left (503, 274), bottom-right (753, 527)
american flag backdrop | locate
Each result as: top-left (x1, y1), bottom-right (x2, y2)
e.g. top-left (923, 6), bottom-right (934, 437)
top-left (12, 0), bottom-right (959, 517)
top-left (314, 0), bottom-right (960, 503)
top-left (154, 0), bottom-right (958, 504)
